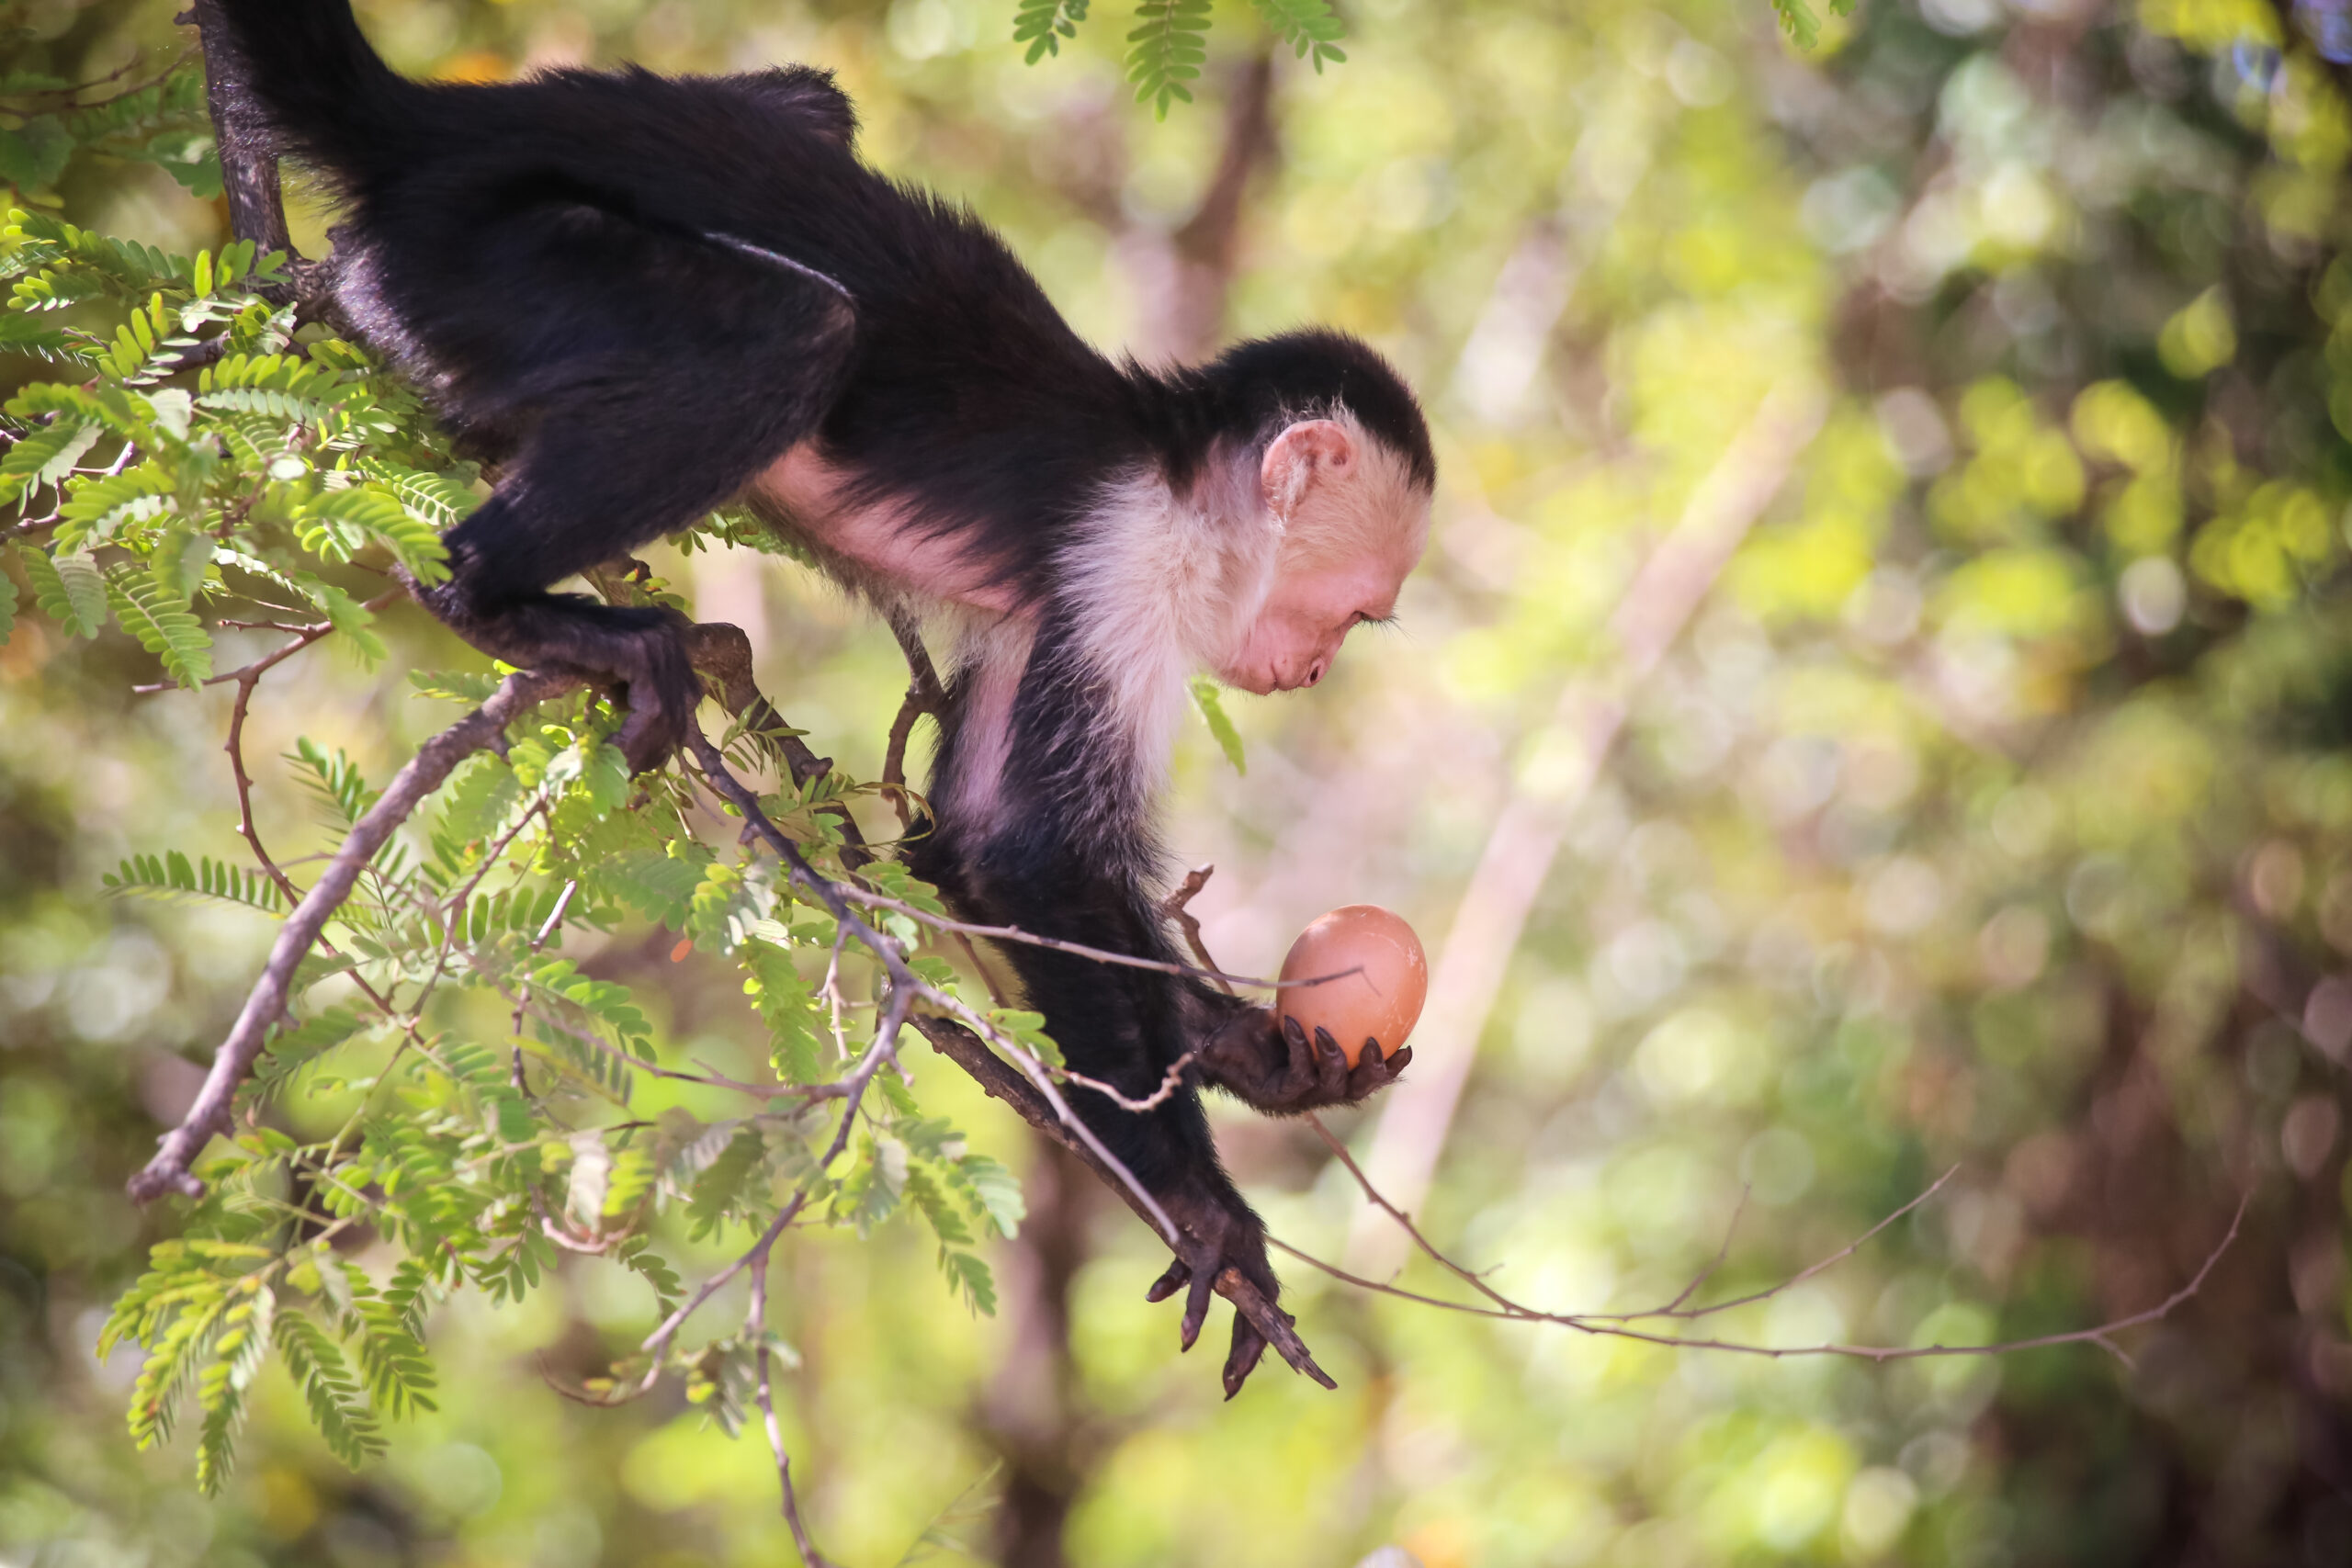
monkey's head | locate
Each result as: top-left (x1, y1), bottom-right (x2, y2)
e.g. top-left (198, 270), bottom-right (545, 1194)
top-left (1202, 333), bottom-right (1436, 696)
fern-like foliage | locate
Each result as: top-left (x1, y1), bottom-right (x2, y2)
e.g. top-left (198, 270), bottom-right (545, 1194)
top-left (106, 565), bottom-right (213, 685)
top-left (1125, 0), bottom-right (1214, 117)
top-left (273, 1312), bottom-right (386, 1469)
top-left (1249, 0), bottom-right (1346, 71)
top-left (17, 544), bottom-right (105, 637)
top-left (1014, 0), bottom-right (1091, 62)
top-left (104, 850), bottom-right (286, 914)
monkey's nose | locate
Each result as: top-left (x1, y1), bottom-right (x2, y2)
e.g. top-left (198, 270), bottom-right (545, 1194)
top-left (1303, 660), bottom-right (1327, 688)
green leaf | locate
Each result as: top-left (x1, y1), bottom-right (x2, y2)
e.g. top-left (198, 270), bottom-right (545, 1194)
top-left (1125, 0), bottom-right (1213, 118)
top-left (288, 738), bottom-right (376, 830)
top-left (984, 1008), bottom-right (1064, 1069)
top-left (615, 1238), bottom-right (684, 1315)
top-left (273, 1311), bottom-right (385, 1469)
top-left (295, 483), bottom-right (451, 584)
top-left (344, 1271), bottom-right (438, 1419)
top-left (250, 1004), bottom-right (370, 1102)
top-left (195, 1286), bottom-right (274, 1496)
top-left (309, 580), bottom-right (387, 666)
top-left (107, 566), bottom-right (213, 686)
top-left (56, 462), bottom-right (173, 549)
top-left (1188, 674), bottom-right (1247, 774)
top-left (1015, 0), bottom-right (1091, 62)
top-left (103, 850), bottom-right (285, 914)
top-left (19, 545), bottom-right (107, 637)
top-left (0, 117), bottom-right (74, 192)
top-left (743, 939), bottom-right (826, 1084)
top-left (1771, 0), bottom-right (1822, 48)
top-left (956, 1153), bottom-right (1026, 1238)
top-left (0, 310), bottom-right (81, 362)
top-left (128, 1281), bottom-right (228, 1451)
top-left (1249, 0), bottom-right (1346, 70)
top-left (684, 1127), bottom-right (768, 1241)
top-left (0, 558), bottom-right (15, 644)
top-left (939, 1251), bottom-right (997, 1316)
top-left (1, 420), bottom-right (99, 493)
top-left (152, 526), bottom-right (214, 604)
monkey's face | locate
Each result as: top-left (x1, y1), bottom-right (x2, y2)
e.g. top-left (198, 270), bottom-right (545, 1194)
top-left (1215, 417), bottom-right (1430, 695)
top-left (1217, 548), bottom-right (1410, 695)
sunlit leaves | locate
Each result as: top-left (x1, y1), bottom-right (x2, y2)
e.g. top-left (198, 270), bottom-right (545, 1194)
top-left (106, 566), bottom-right (212, 685)
top-left (272, 1312), bottom-right (385, 1470)
top-left (17, 544), bottom-right (104, 637)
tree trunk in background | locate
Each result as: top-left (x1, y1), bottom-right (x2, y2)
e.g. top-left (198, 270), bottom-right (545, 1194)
top-left (978, 1141), bottom-right (1096, 1568)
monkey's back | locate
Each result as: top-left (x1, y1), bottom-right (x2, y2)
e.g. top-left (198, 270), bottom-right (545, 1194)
top-left (318, 63), bottom-right (1142, 581)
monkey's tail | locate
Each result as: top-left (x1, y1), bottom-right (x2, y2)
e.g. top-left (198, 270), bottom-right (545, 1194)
top-left (200, 0), bottom-right (426, 179)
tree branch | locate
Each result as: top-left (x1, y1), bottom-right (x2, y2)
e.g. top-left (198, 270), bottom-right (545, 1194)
top-left (186, 1), bottom-right (297, 294)
top-left (127, 669), bottom-right (578, 1201)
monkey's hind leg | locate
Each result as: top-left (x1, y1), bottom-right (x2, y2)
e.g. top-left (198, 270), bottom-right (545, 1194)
top-left (413, 412), bottom-right (751, 773)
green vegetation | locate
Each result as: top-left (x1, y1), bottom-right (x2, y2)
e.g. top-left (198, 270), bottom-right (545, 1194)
top-left (6, 1), bottom-right (2351, 1566)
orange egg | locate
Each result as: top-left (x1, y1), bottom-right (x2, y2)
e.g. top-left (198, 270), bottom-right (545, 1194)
top-left (1277, 905), bottom-right (1429, 1068)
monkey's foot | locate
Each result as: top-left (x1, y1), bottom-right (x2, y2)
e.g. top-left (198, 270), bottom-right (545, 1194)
top-left (1196, 1009), bottom-right (1412, 1115)
top-left (404, 576), bottom-right (700, 774)
top-left (1146, 1184), bottom-right (1286, 1398)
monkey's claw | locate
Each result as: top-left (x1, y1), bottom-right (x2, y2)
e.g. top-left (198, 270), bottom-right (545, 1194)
top-left (1196, 1008), bottom-right (1412, 1114)
top-left (1150, 1185), bottom-right (1285, 1396)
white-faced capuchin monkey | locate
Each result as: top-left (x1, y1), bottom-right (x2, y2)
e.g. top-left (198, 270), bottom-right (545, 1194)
top-left (210, 0), bottom-right (1435, 1395)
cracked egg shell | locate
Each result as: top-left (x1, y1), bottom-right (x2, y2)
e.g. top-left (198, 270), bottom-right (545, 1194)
top-left (1277, 905), bottom-right (1428, 1068)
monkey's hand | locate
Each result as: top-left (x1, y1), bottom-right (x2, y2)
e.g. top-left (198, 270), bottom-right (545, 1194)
top-left (1193, 1006), bottom-right (1412, 1114)
top-left (1147, 1177), bottom-right (1289, 1398)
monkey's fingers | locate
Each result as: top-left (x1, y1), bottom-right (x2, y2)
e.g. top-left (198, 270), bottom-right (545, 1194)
top-left (1345, 1040), bottom-right (1409, 1099)
top-left (1179, 1259), bottom-right (1218, 1352)
top-left (1311, 1024), bottom-right (1351, 1096)
top-left (1222, 1313), bottom-right (1271, 1400)
top-left (1280, 1013), bottom-right (1317, 1090)
top-left (1145, 1258), bottom-right (1190, 1304)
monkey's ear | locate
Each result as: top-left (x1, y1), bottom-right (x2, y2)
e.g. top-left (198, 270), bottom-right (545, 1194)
top-left (1260, 419), bottom-right (1358, 518)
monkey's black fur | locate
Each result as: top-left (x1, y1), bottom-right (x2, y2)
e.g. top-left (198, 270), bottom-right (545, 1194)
top-left (210, 0), bottom-right (1431, 1391)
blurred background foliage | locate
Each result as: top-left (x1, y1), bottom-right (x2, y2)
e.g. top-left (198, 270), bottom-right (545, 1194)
top-left (5, 0), bottom-right (2352, 1563)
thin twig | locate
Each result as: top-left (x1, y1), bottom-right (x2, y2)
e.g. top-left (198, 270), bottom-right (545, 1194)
top-left (1593, 1167), bottom-right (1962, 1324)
top-left (1161, 863), bottom-right (1233, 995)
top-left (750, 1248), bottom-right (836, 1567)
top-left (881, 683), bottom-right (930, 831)
top-left (1272, 1143), bottom-right (2245, 1364)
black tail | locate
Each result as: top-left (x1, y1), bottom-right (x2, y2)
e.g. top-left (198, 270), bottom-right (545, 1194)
top-left (201, 0), bottom-right (422, 176)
